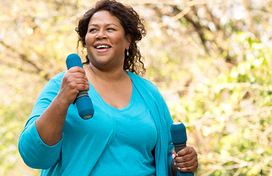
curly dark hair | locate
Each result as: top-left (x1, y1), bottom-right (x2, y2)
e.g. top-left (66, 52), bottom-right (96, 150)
top-left (75, 0), bottom-right (146, 75)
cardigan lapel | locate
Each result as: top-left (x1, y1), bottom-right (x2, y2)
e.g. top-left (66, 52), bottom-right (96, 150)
top-left (128, 71), bottom-right (169, 176)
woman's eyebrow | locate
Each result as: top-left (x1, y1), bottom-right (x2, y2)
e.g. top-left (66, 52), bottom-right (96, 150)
top-left (88, 23), bottom-right (119, 28)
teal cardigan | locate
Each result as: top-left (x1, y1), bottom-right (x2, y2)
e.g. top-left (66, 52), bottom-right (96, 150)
top-left (18, 71), bottom-right (174, 176)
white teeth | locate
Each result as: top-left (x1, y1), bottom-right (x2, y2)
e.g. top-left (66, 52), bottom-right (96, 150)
top-left (96, 45), bottom-right (110, 49)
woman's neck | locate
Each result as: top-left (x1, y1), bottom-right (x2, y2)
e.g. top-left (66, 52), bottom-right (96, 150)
top-left (85, 64), bottom-right (128, 85)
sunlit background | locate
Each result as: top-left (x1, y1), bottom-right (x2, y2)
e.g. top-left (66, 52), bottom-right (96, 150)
top-left (1, 0), bottom-right (272, 175)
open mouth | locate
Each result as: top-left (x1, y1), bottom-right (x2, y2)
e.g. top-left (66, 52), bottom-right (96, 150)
top-left (94, 45), bottom-right (111, 49)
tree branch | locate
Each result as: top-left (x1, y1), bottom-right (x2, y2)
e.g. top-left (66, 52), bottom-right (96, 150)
top-left (0, 40), bottom-right (50, 80)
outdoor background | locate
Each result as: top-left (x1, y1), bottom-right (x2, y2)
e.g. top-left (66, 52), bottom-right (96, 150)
top-left (0, 0), bottom-right (272, 175)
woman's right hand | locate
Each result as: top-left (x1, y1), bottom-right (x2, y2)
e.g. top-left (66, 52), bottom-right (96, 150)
top-left (35, 66), bottom-right (89, 146)
top-left (58, 66), bottom-right (90, 106)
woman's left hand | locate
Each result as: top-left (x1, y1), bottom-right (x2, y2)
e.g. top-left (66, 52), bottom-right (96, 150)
top-left (171, 146), bottom-right (198, 173)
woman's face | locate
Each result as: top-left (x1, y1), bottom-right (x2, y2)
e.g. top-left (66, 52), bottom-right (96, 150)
top-left (85, 10), bottom-right (130, 71)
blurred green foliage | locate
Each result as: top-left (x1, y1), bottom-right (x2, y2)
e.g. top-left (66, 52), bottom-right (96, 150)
top-left (1, 0), bottom-right (272, 175)
top-left (0, 66), bottom-right (42, 175)
top-left (167, 34), bottom-right (272, 175)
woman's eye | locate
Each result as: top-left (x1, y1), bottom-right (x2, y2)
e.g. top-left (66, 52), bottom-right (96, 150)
top-left (107, 28), bottom-right (115, 31)
top-left (89, 28), bottom-right (97, 32)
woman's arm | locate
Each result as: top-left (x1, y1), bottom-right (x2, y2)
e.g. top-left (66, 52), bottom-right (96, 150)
top-left (36, 66), bottom-right (89, 146)
top-left (18, 67), bottom-right (89, 169)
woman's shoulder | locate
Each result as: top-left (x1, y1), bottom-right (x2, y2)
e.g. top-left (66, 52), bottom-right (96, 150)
top-left (127, 71), bottom-right (161, 95)
top-left (38, 72), bottom-right (66, 93)
top-left (127, 71), bottom-right (156, 85)
top-left (46, 71), bottom-right (66, 86)
top-left (51, 71), bottom-right (65, 81)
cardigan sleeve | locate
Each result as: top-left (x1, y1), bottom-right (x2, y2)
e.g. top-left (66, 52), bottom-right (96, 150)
top-left (18, 73), bottom-right (64, 169)
top-left (151, 85), bottom-right (175, 176)
top-left (160, 94), bottom-right (175, 176)
top-left (145, 80), bottom-right (175, 176)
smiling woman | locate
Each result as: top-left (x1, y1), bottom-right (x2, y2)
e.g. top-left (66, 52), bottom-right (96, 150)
top-left (18, 0), bottom-right (198, 175)
top-left (76, 0), bottom-right (146, 75)
top-left (84, 10), bottom-right (131, 72)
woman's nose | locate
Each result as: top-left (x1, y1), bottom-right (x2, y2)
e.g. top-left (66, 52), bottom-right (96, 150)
top-left (96, 29), bottom-right (107, 39)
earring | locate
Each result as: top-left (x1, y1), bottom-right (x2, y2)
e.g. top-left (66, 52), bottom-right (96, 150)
top-left (126, 49), bottom-right (129, 56)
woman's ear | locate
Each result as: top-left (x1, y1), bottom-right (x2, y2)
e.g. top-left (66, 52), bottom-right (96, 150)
top-left (126, 34), bottom-right (131, 50)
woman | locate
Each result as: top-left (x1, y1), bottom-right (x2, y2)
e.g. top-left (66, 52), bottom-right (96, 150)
top-left (18, 0), bottom-right (198, 175)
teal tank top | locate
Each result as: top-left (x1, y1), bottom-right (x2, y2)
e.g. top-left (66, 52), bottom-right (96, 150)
top-left (90, 83), bottom-right (157, 176)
